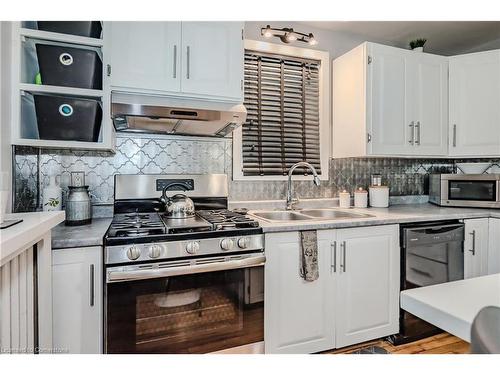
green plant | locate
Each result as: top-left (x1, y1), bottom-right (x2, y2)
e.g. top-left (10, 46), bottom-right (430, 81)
top-left (44, 197), bottom-right (60, 208)
top-left (409, 38), bottom-right (427, 49)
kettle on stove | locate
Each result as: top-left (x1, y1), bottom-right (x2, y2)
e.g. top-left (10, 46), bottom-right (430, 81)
top-left (160, 182), bottom-right (195, 219)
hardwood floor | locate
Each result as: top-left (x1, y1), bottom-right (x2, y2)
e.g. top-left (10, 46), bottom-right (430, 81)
top-left (324, 333), bottom-right (470, 354)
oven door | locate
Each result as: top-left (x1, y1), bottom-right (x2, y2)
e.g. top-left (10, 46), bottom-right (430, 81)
top-left (105, 253), bottom-right (265, 354)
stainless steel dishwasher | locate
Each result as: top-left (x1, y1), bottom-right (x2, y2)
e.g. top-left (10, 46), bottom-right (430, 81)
top-left (389, 221), bottom-right (465, 345)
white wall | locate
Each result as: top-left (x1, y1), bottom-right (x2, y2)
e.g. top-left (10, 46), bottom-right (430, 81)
top-left (0, 21), bottom-right (12, 213)
top-left (244, 21), bottom-right (399, 60)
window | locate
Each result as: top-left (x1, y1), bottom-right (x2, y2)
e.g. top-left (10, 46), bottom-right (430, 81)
top-left (233, 41), bottom-right (330, 181)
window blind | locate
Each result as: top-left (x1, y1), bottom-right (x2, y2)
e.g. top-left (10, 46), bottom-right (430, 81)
top-left (242, 50), bottom-right (322, 177)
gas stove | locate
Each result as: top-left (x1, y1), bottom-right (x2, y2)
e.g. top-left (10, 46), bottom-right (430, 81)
top-left (104, 174), bottom-right (263, 265)
top-left (104, 174), bottom-right (265, 354)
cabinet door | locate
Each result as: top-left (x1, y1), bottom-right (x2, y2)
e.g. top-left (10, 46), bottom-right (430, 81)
top-left (180, 22), bottom-right (243, 101)
top-left (367, 43), bottom-right (411, 155)
top-left (488, 218), bottom-right (500, 275)
top-left (107, 22), bottom-right (181, 93)
top-left (464, 218), bottom-right (489, 278)
top-left (335, 225), bottom-right (400, 348)
top-left (449, 51), bottom-right (500, 156)
top-left (407, 53), bottom-right (448, 155)
top-left (264, 231), bottom-right (335, 354)
top-left (52, 246), bottom-right (103, 354)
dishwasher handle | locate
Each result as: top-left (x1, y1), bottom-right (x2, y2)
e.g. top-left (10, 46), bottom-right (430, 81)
top-left (404, 223), bottom-right (464, 247)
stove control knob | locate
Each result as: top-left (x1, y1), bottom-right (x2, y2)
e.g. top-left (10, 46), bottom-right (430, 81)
top-left (185, 241), bottom-right (199, 255)
top-left (237, 237), bottom-right (250, 249)
top-left (149, 244), bottom-right (161, 259)
top-left (220, 238), bottom-right (234, 251)
top-left (126, 245), bottom-right (141, 260)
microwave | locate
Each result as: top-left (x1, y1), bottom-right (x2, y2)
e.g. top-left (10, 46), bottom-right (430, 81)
top-left (429, 174), bottom-right (500, 208)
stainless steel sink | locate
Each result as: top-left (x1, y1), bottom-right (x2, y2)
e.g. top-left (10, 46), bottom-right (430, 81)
top-left (250, 211), bottom-right (311, 221)
top-left (251, 209), bottom-right (374, 222)
top-left (299, 209), bottom-right (374, 219)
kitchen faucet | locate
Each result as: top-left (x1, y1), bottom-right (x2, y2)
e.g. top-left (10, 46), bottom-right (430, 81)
top-left (286, 162), bottom-right (321, 210)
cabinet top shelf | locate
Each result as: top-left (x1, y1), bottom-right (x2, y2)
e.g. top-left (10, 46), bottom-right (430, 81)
top-left (19, 83), bottom-right (104, 98)
top-left (19, 28), bottom-right (104, 47)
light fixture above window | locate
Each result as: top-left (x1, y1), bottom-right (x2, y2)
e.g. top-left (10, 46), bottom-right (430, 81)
top-left (261, 25), bottom-right (318, 46)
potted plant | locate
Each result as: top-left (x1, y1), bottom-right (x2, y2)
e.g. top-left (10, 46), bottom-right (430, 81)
top-left (409, 38), bottom-right (427, 52)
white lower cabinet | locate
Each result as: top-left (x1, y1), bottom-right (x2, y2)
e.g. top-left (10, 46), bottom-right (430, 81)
top-left (264, 225), bottom-right (400, 353)
top-left (264, 231), bottom-right (335, 354)
top-left (488, 218), bottom-right (500, 275)
top-left (463, 219), bottom-right (489, 279)
top-left (334, 225), bottom-right (400, 348)
top-left (52, 246), bottom-right (103, 354)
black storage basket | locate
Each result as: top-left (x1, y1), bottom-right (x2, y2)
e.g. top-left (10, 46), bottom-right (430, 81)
top-left (33, 94), bottom-right (102, 142)
top-left (36, 44), bottom-right (102, 89)
top-left (37, 21), bottom-right (102, 39)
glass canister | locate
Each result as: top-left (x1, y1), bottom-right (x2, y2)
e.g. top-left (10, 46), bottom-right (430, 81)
top-left (65, 185), bottom-right (92, 226)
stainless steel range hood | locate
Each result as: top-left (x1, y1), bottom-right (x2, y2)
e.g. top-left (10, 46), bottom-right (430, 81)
top-left (111, 92), bottom-right (247, 137)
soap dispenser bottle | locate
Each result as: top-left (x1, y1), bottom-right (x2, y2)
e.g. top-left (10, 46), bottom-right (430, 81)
top-left (43, 176), bottom-right (62, 211)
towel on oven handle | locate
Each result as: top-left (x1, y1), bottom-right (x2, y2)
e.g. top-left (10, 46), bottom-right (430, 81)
top-left (299, 230), bottom-right (319, 282)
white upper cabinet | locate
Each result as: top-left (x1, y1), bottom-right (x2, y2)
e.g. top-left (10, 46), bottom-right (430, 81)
top-left (180, 22), bottom-right (243, 101)
top-left (333, 42), bottom-right (448, 158)
top-left (368, 43), bottom-right (409, 155)
top-left (449, 50), bottom-right (500, 156)
top-left (107, 22), bottom-right (181, 93)
top-left (406, 53), bottom-right (449, 155)
top-left (105, 21), bottom-right (244, 102)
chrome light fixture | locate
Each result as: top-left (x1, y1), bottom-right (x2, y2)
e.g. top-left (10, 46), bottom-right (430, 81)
top-left (261, 25), bottom-right (318, 46)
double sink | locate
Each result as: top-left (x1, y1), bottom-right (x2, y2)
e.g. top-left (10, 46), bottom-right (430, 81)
top-left (250, 208), bottom-right (374, 222)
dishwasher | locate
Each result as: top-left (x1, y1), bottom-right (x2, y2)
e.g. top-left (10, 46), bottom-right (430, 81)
top-left (389, 221), bottom-right (465, 345)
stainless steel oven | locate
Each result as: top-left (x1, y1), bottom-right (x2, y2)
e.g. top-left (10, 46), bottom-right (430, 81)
top-left (105, 253), bottom-right (265, 354)
top-left (429, 173), bottom-right (500, 208)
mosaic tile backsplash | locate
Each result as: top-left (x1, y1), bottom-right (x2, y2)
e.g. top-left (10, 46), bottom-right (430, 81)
top-left (13, 132), bottom-right (494, 212)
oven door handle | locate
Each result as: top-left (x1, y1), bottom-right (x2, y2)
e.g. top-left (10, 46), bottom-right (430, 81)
top-left (106, 255), bottom-right (266, 283)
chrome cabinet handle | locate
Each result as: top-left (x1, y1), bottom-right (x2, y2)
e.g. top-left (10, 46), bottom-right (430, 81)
top-left (452, 124), bottom-right (457, 147)
top-left (469, 230), bottom-right (476, 256)
top-left (186, 46), bottom-right (190, 79)
top-left (89, 264), bottom-right (95, 307)
top-left (331, 242), bottom-right (337, 273)
top-left (173, 45), bottom-right (177, 78)
top-left (415, 121), bottom-right (421, 145)
top-left (408, 121), bottom-right (414, 145)
top-left (340, 241), bottom-right (346, 272)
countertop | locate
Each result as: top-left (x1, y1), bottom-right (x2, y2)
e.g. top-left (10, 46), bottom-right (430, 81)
top-left (51, 217), bottom-right (112, 249)
top-left (400, 274), bottom-right (500, 342)
top-left (44, 203), bottom-right (500, 247)
top-left (1, 211), bottom-right (65, 265)
top-left (250, 203), bottom-right (500, 232)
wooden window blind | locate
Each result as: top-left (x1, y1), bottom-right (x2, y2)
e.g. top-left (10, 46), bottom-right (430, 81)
top-left (242, 50), bottom-right (321, 176)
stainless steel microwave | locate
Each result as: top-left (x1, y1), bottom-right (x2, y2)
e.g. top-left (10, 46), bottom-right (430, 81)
top-left (429, 174), bottom-right (500, 208)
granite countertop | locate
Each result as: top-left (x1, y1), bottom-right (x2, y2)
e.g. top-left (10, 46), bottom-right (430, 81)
top-left (47, 203), bottom-right (500, 246)
top-left (249, 203), bottom-right (500, 233)
top-left (51, 217), bottom-right (112, 249)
